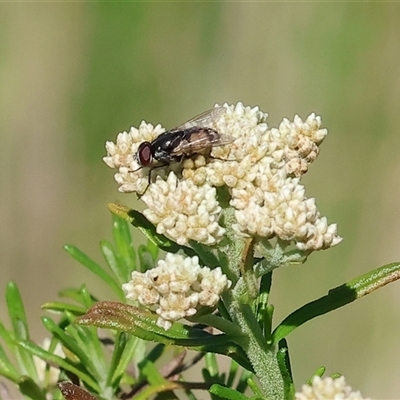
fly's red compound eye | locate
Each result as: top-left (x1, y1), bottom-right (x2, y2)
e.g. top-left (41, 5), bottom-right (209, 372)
top-left (137, 142), bottom-right (153, 166)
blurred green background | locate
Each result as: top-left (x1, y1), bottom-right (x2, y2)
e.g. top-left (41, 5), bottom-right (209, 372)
top-left (1, 3), bottom-right (399, 397)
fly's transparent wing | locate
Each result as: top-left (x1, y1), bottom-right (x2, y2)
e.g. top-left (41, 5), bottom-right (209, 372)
top-left (175, 107), bottom-right (226, 130)
top-left (172, 130), bottom-right (234, 156)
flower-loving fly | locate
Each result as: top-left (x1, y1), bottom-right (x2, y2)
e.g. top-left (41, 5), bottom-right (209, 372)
top-left (135, 107), bottom-right (234, 192)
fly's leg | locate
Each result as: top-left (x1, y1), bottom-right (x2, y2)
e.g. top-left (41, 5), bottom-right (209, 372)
top-left (137, 163), bottom-right (169, 198)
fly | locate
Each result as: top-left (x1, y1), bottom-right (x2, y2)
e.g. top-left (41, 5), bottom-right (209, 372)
top-left (135, 107), bottom-right (234, 190)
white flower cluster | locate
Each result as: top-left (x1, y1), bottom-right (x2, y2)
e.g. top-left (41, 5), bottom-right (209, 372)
top-left (295, 376), bottom-right (370, 400)
top-left (122, 253), bottom-right (231, 330)
top-left (104, 102), bottom-right (342, 251)
top-left (103, 121), bottom-right (166, 194)
top-left (142, 173), bottom-right (225, 245)
top-left (185, 102), bottom-right (341, 251)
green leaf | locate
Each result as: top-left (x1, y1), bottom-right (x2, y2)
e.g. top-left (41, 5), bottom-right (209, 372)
top-left (41, 302), bottom-right (87, 315)
top-left (209, 384), bottom-right (249, 400)
top-left (112, 214), bottom-right (136, 270)
top-left (146, 239), bottom-right (159, 261)
top-left (68, 321), bottom-right (107, 381)
top-left (276, 339), bottom-right (294, 400)
top-left (18, 339), bottom-right (100, 393)
top-left (77, 302), bottom-right (218, 344)
top-left (130, 380), bottom-right (178, 400)
top-left (0, 321), bottom-right (15, 349)
top-left (141, 359), bottom-right (167, 386)
top-left (100, 240), bottom-right (129, 288)
top-left (64, 245), bottom-right (124, 298)
top-left (226, 360), bottom-right (239, 388)
top-left (6, 282), bottom-right (29, 341)
top-left (0, 341), bottom-right (20, 382)
top-left (80, 286), bottom-right (96, 310)
top-left (41, 317), bottom-right (94, 371)
top-left (246, 376), bottom-right (263, 397)
top-left (107, 203), bottom-right (196, 257)
top-left (18, 376), bottom-right (46, 400)
top-left (255, 273), bottom-right (273, 340)
top-left (111, 334), bottom-right (142, 387)
top-left (58, 287), bottom-right (98, 306)
top-left (191, 313), bottom-right (244, 339)
top-left (106, 331), bottom-right (127, 387)
top-left (6, 282), bottom-right (37, 379)
top-left (273, 262), bottom-right (400, 343)
top-left (308, 366), bottom-right (326, 384)
top-left (138, 244), bottom-right (155, 272)
top-left (76, 301), bottom-right (249, 365)
top-left (189, 241), bottom-right (221, 268)
top-left (235, 369), bottom-right (253, 394)
top-left (205, 353), bottom-right (219, 379)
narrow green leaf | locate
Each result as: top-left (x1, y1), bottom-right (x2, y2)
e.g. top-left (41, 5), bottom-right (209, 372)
top-left (6, 282), bottom-right (29, 340)
top-left (273, 262), bottom-right (400, 343)
top-left (205, 343), bottom-right (253, 374)
top-left (209, 384), bottom-right (249, 400)
top-left (80, 286), bottom-right (97, 310)
top-left (111, 335), bottom-right (142, 387)
top-left (107, 203), bottom-right (196, 257)
top-left (226, 360), bottom-right (239, 388)
top-left (141, 359), bottom-right (167, 386)
top-left (138, 244), bottom-right (155, 272)
top-left (76, 302), bottom-right (246, 357)
top-left (130, 380), bottom-right (178, 400)
top-left (189, 241), bottom-right (221, 268)
top-left (146, 239), bottom-right (159, 261)
top-left (106, 331), bottom-right (127, 387)
top-left (205, 353), bottom-right (219, 378)
top-left (145, 343), bottom-right (165, 364)
top-left (112, 213), bottom-right (136, 274)
top-left (18, 340), bottom-right (100, 392)
top-left (309, 366), bottom-right (326, 383)
top-left (0, 341), bottom-right (20, 382)
top-left (184, 390), bottom-right (197, 400)
top-left (18, 376), bottom-right (46, 400)
top-left (100, 240), bottom-right (129, 288)
top-left (58, 287), bottom-right (98, 306)
top-left (6, 282), bottom-right (37, 379)
top-left (69, 321), bottom-right (106, 381)
top-left (64, 245), bottom-right (123, 298)
top-left (41, 302), bottom-right (87, 315)
top-left (41, 317), bottom-right (93, 371)
top-left (276, 339), bottom-right (294, 400)
top-left (192, 312), bottom-right (244, 339)
top-left (0, 321), bottom-right (15, 348)
top-left (255, 273), bottom-right (273, 340)
top-left (80, 301), bottom-right (253, 371)
top-left (235, 369), bottom-right (253, 394)
top-left (246, 376), bottom-right (263, 397)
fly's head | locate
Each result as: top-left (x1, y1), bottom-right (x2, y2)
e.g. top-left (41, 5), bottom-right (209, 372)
top-left (136, 141), bottom-right (153, 167)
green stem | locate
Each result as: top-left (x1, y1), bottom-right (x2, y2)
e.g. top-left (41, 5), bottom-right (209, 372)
top-left (224, 283), bottom-right (284, 400)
